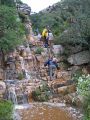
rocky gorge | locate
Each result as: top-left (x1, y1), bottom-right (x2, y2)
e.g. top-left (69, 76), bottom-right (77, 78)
top-left (0, 1), bottom-right (90, 120)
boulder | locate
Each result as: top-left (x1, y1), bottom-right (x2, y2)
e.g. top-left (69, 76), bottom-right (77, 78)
top-left (67, 45), bottom-right (82, 54)
top-left (17, 3), bottom-right (31, 15)
top-left (57, 86), bottom-right (68, 95)
top-left (0, 81), bottom-right (6, 95)
top-left (64, 93), bottom-right (83, 107)
top-left (68, 51), bottom-right (90, 65)
top-left (57, 71), bottom-right (71, 81)
top-left (57, 84), bottom-right (76, 95)
top-left (53, 45), bottom-right (64, 55)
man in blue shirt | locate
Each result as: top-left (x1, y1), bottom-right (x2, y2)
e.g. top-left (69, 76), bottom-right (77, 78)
top-left (44, 57), bottom-right (59, 80)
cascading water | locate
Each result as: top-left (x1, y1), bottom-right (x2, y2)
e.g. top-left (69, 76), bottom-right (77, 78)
top-left (20, 54), bottom-right (31, 80)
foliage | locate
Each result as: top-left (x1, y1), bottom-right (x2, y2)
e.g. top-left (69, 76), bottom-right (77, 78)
top-left (0, 100), bottom-right (13, 120)
top-left (0, 0), bottom-right (15, 7)
top-left (18, 72), bottom-right (24, 80)
top-left (35, 47), bottom-right (44, 54)
top-left (0, 0), bottom-right (22, 6)
top-left (0, 5), bottom-right (24, 52)
top-left (31, 0), bottom-right (90, 49)
top-left (72, 69), bottom-right (83, 82)
top-left (77, 74), bottom-right (90, 120)
top-left (32, 84), bottom-right (51, 102)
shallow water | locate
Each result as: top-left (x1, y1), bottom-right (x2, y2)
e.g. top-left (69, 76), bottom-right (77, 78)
top-left (18, 104), bottom-right (73, 120)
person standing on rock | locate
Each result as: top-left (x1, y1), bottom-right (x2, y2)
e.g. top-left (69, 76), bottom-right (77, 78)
top-left (42, 26), bottom-right (49, 48)
top-left (48, 30), bottom-right (54, 47)
top-left (44, 57), bottom-right (59, 80)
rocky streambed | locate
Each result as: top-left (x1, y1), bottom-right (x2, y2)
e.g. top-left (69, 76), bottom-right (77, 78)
top-left (14, 102), bottom-right (83, 120)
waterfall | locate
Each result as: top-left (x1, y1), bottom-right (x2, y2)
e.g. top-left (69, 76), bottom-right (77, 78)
top-left (5, 80), bottom-right (28, 105)
top-left (24, 69), bottom-right (31, 80)
top-left (20, 56), bottom-right (31, 80)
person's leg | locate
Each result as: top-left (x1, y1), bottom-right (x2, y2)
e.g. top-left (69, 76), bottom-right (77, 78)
top-left (44, 38), bottom-right (49, 48)
top-left (49, 66), bottom-right (53, 80)
top-left (51, 65), bottom-right (57, 80)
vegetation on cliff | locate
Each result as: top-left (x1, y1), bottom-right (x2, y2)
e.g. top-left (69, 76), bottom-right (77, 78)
top-left (31, 0), bottom-right (90, 49)
top-left (0, 0), bottom-right (24, 53)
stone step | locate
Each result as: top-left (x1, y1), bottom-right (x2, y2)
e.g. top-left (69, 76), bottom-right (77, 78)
top-left (48, 78), bottom-right (75, 87)
top-left (57, 84), bottom-right (76, 95)
top-left (53, 80), bottom-right (76, 89)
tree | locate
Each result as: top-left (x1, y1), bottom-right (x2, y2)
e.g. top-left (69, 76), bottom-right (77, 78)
top-left (31, 0), bottom-right (90, 49)
top-left (0, 5), bottom-right (24, 52)
top-left (0, 0), bottom-right (15, 6)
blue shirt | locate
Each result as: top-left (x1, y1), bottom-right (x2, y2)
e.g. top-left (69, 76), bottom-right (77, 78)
top-left (44, 59), bottom-right (58, 68)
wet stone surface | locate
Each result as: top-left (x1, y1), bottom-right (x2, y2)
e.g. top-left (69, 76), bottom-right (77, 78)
top-left (17, 103), bottom-right (73, 120)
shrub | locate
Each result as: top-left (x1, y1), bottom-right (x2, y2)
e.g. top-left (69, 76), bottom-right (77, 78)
top-left (32, 85), bottom-right (51, 102)
top-left (77, 74), bottom-right (90, 120)
top-left (0, 100), bottom-right (13, 120)
top-left (18, 73), bottom-right (24, 80)
top-left (35, 47), bottom-right (44, 54)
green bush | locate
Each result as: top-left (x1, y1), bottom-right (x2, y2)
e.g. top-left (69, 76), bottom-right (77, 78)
top-left (35, 47), bottom-right (44, 54)
top-left (18, 73), bottom-right (24, 80)
top-left (72, 69), bottom-right (83, 82)
top-left (0, 100), bottom-right (13, 120)
top-left (77, 74), bottom-right (90, 120)
top-left (32, 85), bottom-right (50, 102)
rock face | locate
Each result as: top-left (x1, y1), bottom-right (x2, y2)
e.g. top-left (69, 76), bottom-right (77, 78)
top-left (53, 45), bottom-right (64, 55)
top-left (0, 81), bottom-right (6, 99)
top-left (17, 3), bottom-right (31, 15)
top-left (67, 45), bottom-right (82, 54)
top-left (68, 51), bottom-right (90, 65)
top-left (0, 68), bottom-right (4, 80)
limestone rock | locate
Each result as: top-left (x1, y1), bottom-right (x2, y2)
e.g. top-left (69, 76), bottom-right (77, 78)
top-left (57, 86), bottom-right (68, 95)
top-left (57, 71), bottom-right (71, 81)
top-left (0, 68), bottom-right (4, 80)
top-left (68, 51), bottom-right (90, 65)
top-left (0, 81), bottom-right (6, 95)
top-left (53, 45), bottom-right (64, 55)
top-left (67, 45), bottom-right (82, 54)
top-left (64, 93), bottom-right (83, 107)
top-left (17, 3), bottom-right (31, 15)
top-left (57, 84), bottom-right (76, 95)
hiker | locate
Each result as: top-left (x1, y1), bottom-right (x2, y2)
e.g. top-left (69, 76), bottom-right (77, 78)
top-left (44, 57), bottom-right (59, 80)
top-left (37, 33), bottom-right (42, 41)
top-left (48, 30), bottom-right (54, 48)
top-left (42, 26), bottom-right (49, 48)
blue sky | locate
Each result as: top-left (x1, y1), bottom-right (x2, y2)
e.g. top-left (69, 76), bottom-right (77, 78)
top-left (21, 0), bottom-right (60, 13)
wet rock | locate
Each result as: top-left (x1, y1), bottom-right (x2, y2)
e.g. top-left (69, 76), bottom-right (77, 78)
top-left (68, 51), bottom-right (90, 65)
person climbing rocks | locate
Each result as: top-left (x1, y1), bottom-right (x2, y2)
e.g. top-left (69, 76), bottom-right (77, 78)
top-left (48, 30), bottom-right (54, 48)
top-left (44, 57), bottom-right (59, 80)
top-left (42, 26), bottom-right (49, 48)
